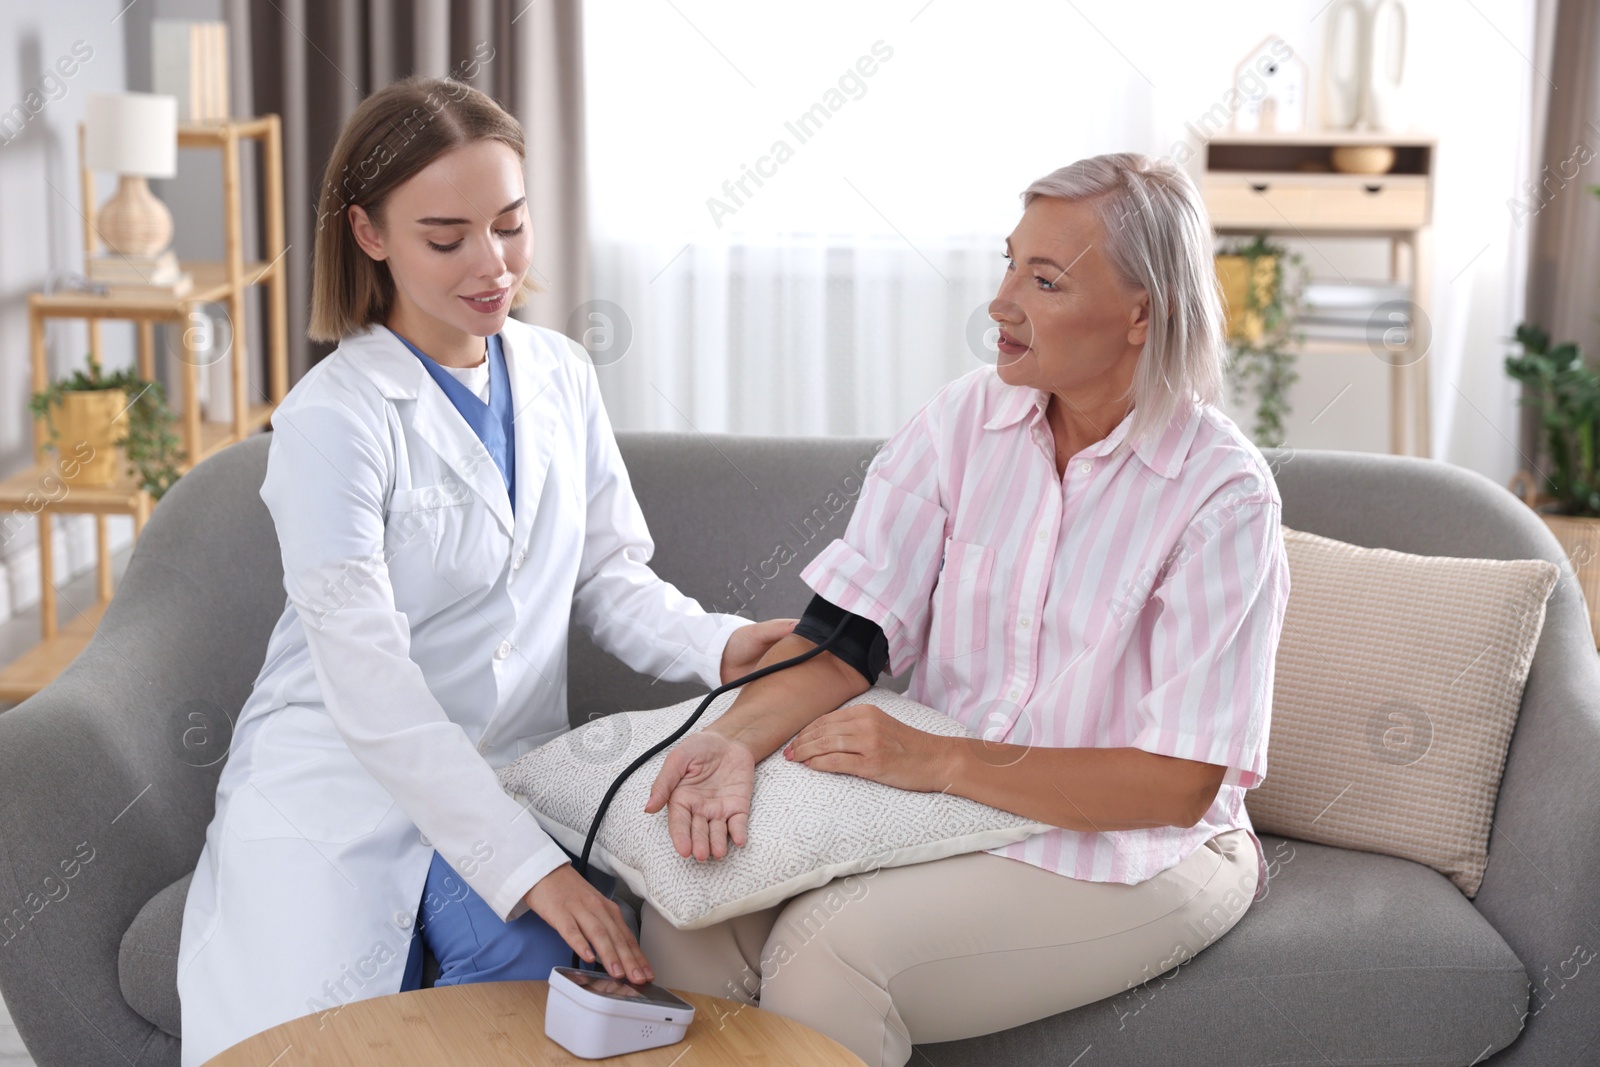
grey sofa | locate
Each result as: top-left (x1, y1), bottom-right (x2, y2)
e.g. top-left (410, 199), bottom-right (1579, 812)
top-left (0, 430), bottom-right (1596, 1066)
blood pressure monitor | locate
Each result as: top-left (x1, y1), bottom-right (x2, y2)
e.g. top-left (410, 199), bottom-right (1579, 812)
top-left (545, 965), bottom-right (696, 1058)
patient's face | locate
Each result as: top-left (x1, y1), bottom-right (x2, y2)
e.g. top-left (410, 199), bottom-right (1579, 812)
top-left (348, 138), bottom-right (534, 351)
top-left (989, 195), bottom-right (1149, 400)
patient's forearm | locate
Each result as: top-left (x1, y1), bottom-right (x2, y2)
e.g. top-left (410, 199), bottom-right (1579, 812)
top-left (706, 635), bottom-right (871, 760)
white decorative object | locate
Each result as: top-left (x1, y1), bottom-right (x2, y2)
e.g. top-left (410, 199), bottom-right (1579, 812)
top-left (1322, 0), bottom-right (1370, 129)
top-left (497, 686), bottom-right (1053, 930)
top-left (1365, 0), bottom-right (1410, 132)
top-left (1231, 35), bottom-right (1308, 133)
top-left (1318, 0), bottom-right (1410, 132)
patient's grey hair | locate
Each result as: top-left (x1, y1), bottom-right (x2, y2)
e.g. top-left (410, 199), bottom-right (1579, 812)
top-left (1022, 153), bottom-right (1227, 456)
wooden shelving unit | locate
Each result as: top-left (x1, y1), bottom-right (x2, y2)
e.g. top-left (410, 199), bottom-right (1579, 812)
top-left (0, 115), bottom-right (288, 702)
top-left (1201, 129), bottom-right (1436, 457)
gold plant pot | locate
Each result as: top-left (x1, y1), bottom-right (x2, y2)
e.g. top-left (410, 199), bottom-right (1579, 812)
top-left (46, 388), bottom-right (128, 487)
top-left (1510, 470), bottom-right (1600, 648)
top-left (1216, 254), bottom-right (1279, 344)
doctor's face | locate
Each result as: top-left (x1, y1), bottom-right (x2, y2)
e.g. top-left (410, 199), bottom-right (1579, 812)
top-left (349, 138), bottom-right (534, 346)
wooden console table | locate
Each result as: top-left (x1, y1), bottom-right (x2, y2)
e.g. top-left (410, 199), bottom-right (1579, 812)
top-left (1201, 130), bottom-right (1436, 457)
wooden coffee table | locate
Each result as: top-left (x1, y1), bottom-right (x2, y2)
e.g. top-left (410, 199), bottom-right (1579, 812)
top-left (202, 978), bottom-right (867, 1065)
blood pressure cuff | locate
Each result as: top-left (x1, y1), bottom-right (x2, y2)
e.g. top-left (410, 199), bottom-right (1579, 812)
top-left (793, 593), bottom-right (890, 686)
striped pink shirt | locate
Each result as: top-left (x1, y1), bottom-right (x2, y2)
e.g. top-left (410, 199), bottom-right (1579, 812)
top-left (800, 365), bottom-right (1289, 895)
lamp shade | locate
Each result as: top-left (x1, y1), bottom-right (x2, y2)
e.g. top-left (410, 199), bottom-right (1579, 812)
top-left (85, 92), bottom-right (177, 177)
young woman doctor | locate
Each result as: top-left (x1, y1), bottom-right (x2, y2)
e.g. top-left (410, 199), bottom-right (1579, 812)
top-left (175, 75), bottom-right (794, 1066)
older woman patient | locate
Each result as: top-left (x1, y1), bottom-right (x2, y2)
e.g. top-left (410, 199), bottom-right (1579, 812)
top-left (642, 152), bottom-right (1290, 1067)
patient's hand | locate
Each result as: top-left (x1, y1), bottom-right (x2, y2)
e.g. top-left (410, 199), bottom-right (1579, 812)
top-left (643, 732), bottom-right (756, 861)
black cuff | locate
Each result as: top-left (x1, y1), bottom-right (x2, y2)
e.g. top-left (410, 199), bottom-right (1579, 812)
top-left (793, 593), bottom-right (890, 686)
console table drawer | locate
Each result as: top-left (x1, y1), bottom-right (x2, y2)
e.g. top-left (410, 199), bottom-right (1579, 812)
top-left (1202, 174), bottom-right (1429, 230)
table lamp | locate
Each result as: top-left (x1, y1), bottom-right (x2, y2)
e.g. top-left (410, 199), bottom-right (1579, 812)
top-left (84, 92), bottom-right (188, 292)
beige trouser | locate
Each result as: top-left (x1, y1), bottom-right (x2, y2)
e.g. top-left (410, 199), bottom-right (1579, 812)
top-left (640, 828), bottom-right (1259, 1067)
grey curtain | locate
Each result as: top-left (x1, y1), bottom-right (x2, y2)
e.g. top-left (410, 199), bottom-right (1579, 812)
top-left (226, 0), bottom-right (590, 384)
top-left (1522, 0), bottom-right (1600, 459)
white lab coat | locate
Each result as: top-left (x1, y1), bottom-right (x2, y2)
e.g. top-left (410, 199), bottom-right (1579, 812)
top-left (176, 318), bottom-right (744, 1066)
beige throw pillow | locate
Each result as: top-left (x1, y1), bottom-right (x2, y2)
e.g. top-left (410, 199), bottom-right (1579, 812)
top-left (1247, 526), bottom-right (1558, 896)
top-left (496, 686), bottom-right (1051, 929)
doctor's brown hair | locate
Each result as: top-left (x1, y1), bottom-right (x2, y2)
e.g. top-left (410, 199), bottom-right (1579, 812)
top-left (308, 74), bottom-right (544, 342)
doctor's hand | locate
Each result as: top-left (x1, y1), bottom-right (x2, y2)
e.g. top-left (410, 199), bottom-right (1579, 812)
top-left (523, 865), bottom-right (654, 985)
top-left (720, 618), bottom-right (799, 687)
top-left (643, 731), bottom-right (756, 861)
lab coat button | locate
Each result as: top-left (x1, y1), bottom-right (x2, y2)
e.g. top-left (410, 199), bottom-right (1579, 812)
top-left (418, 831), bottom-right (431, 847)
top-left (394, 910), bottom-right (412, 928)
top-left (478, 738), bottom-right (490, 754)
top-left (513, 550), bottom-right (527, 570)
top-left (494, 640), bottom-right (512, 660)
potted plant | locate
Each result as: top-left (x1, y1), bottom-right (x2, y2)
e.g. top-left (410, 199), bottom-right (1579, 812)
top-left (29, 351), bottom-right (186, 499)
top-left (1217, 234), bottom-right (1308, 449)
top-left (1504, 321), bottom-right (1600, 646)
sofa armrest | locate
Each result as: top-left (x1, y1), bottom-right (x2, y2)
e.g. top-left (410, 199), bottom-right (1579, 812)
top-left (1471, 565), bottom-right (1600, 1062)
top-left (0, 643), bottom-right (220, 1065)
top-left (0, 436), bottom-right (283, 1066)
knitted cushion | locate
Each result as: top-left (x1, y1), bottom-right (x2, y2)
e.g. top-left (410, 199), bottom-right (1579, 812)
top-left (497, 686), bottom-right (1050, 929)
top-left (1246, 527), bottom-right (1559, 896)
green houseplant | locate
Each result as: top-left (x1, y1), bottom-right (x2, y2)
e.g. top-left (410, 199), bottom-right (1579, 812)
top-left (1217, 234), bottom-right (1308, 449)
top-left (1504, 322), bottom-right (1600, 516)
top-left (1504, 321), bottom-right (1600, 647)
top-left (29, 351), bottom-right (186, 499)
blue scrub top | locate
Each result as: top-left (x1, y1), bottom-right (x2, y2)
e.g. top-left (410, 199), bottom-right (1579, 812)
top-left (387, 327), bottom-right (516, 515)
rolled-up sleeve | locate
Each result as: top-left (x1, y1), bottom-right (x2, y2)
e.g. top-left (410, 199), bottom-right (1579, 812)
top-left (799, 405), bottom-right (947, 677)
top-left (264, 399), bottom-right (570, 923)
top-left (568, 360), bottom-right (745, 690)
top-left (1129, 491), bottom-right (1289, 789)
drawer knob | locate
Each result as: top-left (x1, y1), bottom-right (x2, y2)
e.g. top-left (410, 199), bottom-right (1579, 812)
top-left (1249, 182), bottom-right (1270, 193)
top-left (1363, 183), bottom-right (1384, 194)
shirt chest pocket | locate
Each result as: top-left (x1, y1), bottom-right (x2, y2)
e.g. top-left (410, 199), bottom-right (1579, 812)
top-left (927, 537), bottom-right (994, 660)
top-left (384, 482), bottom-right (471, 550)
top-left (383, 482), bottom-right (504, 606)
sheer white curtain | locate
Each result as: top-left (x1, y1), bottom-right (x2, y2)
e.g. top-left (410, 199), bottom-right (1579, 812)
top-left (581, 0), bottom-right (1150, 437)
top-left (582, 0), bottom-right (1540, 486)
